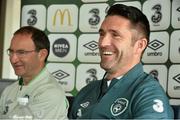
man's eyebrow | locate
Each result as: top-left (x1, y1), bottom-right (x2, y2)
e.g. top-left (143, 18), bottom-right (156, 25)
top-left (7, 48), bottom-right (17, 52)
top-left (8, 48), bottom-right (27, 51)
top-left (98, 28), bottom-right (128, 35)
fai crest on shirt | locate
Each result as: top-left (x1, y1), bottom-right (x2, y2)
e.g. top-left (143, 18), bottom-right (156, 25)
top-left (110, 98), bottom-right (128, 116)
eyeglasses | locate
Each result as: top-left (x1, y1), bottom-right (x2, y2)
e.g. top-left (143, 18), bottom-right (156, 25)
top-left (7, 49), bottom-right (37, 58)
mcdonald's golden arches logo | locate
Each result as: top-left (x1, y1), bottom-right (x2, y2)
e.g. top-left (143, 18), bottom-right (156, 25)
top-left (53, 9), bottom-right (72, 27)
top-left (47, 5), bottom-right (78, 32)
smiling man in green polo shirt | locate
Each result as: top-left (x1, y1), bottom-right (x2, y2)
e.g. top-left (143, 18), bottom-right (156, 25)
top-left (69, 4), bottom-right (174, 119)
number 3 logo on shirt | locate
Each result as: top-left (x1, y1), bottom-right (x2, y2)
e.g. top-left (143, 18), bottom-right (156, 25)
top-left (153, 99), bottom-right (164, 113)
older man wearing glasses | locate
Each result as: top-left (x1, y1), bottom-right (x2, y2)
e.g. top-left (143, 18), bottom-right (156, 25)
top-left (0, 26), bottom-right (68, 119)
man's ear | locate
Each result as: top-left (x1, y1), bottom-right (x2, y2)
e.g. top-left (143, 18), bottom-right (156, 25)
top-left (134, 38), bottom-right (147, 54)
top-left (38, 49), bottom-right (48, 61)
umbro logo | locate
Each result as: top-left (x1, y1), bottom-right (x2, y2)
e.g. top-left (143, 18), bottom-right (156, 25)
top-left (83, 40), bottom-right (98, 51)
top-left (173, 73), bottom-right (180, 84)
top-left (80, 101), bottom-right (90, 108)
top-left (177, 7), bottom-right (180, 12)
top-left (52, 70), bottom-right (69, 80)
top-left (148, 39), bottom-right (164, 51)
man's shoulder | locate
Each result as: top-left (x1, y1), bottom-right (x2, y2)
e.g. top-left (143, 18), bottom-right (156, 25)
top-left (134, 73), bottom-right (166, 96)
top-left (83, 80), bottom-right (101, 90)
top-left (77, 80), bottom-right (101, 96)
top-left (140, 73), bottom-right (162, 88)
top-left (0, 80), bottom-right (19, 97)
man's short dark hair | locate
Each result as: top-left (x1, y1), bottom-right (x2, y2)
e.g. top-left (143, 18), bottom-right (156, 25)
top-left (106, 4), bottom-right (150, 44)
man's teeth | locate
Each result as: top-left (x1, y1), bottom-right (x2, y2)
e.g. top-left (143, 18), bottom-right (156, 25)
top-left (103, 52), bottom-right (113, 55)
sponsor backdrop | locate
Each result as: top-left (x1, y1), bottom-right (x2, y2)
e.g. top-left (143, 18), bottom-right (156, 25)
top-left (21, 0), bottom-right (180, 104)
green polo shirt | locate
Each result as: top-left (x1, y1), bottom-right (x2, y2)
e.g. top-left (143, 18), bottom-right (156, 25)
top-left (0, 67), bottom-right (68, 119)
top-left (69, 63), bottom-right (174, 119)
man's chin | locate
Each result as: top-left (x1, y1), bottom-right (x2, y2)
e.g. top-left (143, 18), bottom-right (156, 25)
top-left (15, 72), bottom-right (24, 77)
top-left (100, 63), bottom-right (111, 71)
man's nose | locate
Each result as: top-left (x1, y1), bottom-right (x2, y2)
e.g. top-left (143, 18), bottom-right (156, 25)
top-left (99, 35), bottom-right (111, 47)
